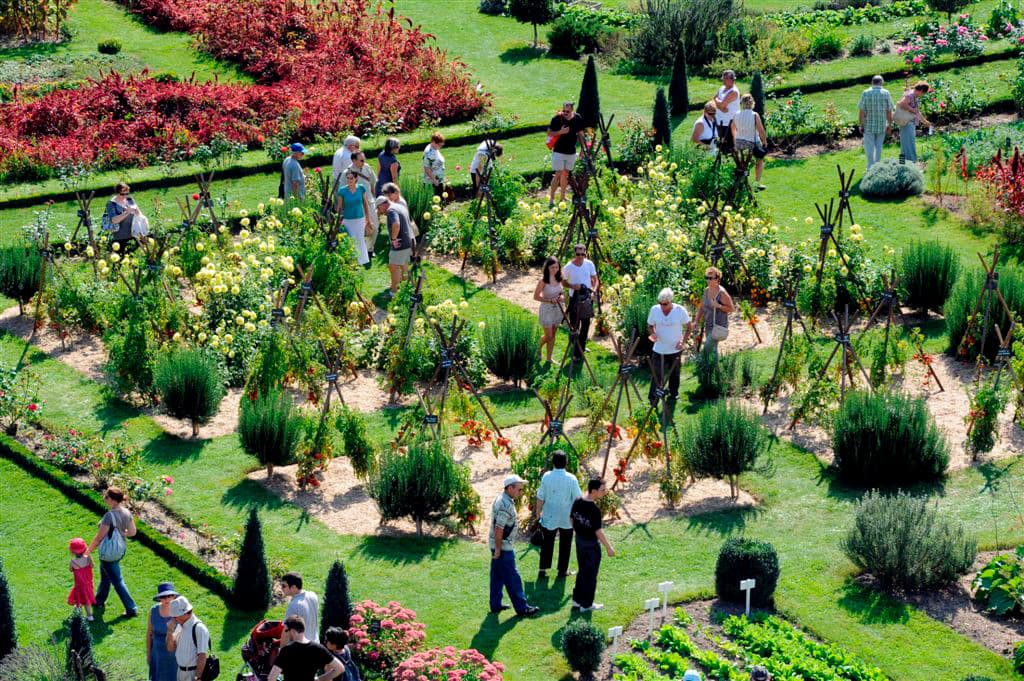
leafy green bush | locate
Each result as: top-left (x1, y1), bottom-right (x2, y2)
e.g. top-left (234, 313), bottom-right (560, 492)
top-left (65, 608), bottom-right (95, 676)
top-left (561, 619), bottom-right (606, 677)
top-left (831, 390), bottom-right (948, 486)
top-left (481, 311), bottom-right (540, 387)
top-left (859, 159), bottom-right (925, 198)
top-left (807, 29), bottom-right (845, 59)
top-left (971, 545), bottom-right (1024, 617)
top-left (154, 348), bottom-right (226, 437)
top-left (547, 10), bottom-right (610, 57)
top-left (849, 33), bottom-right (875, 56)
top-left (245, 329), bottom-right (289, 401)
top-left (478, 0), bottom-right (506, 14)
top-left (618, 290), bottom-right (654, 357)
top-left (842, 491), bottom-right (976, 591)
top-left (104, 300), bottom-right (156, 399)
top-left (959, 676), bottom-right (995, 681)
top-left (96, 39), bottom-right (121, 54)
top-left (369, 436), bottom-right (458, 536)
top-left (899, 240), bottom-right (960, 313)
top-left (336, 407), bottom-right (375, 480)
top-left (946, 266), bottom-right (1024, 361)
top-left (0, 244), bottom-right (43, 315)
top-left (715, 537), bottom-right (780, 607)
top-left (232, 508), bottom-right (271, 610)
top-left (238, 390), bottom-right (302, 476)
top-left (1015, 641), bottom-right (1024, 675)
top-left (681, 400), bottom-right (768, 498)
top-left (694, 347), bottom-right (736, 398)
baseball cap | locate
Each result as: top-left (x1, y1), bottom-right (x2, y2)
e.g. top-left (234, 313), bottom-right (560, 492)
top-left (290, 142), bottom-right (307, 153)
top-left (69, 537), bottom-right (87, 554)
top-left (683, 671), bottom-right (702, 681)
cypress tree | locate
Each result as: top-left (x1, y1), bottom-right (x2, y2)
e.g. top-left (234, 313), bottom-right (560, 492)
top-left (668, 42), bottom-right (689, 116)
top-left (0, 558), bottom-right (16, 661)
top-left (320, 560), bottom-right (353, 640)
top-left (577, 54), bottom-right (601, 129)
top-left (652, 88), bottom-right (672, 149)
top-left (232, 508), bottom-right (272, 610)
top-left (65, 608), bottom-right (94, 676)
top-left (751, 72), bottom-right (766, 120)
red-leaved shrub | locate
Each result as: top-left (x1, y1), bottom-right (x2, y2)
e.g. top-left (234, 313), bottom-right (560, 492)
top-left (975, 146), bottom-right (1024, 243)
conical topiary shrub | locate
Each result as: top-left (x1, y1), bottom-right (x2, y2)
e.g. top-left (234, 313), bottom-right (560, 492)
top-left (750, 72), bottom-right (766, 120)
top-left (65, 608), bottom-right (94, 677)
top-left (668, 41), bottom-right (688, 116)
top-left (320, 560), bottom-right (353, 640)
top-left (652, 88), bottom-right (671, 149)
top-left (232, 508), bottom-right (272, 610)
top-left (0, 557), bottom-right (16, 661)
top-left (577, 54), bottom-right (601, 129)
top-left (0, 244), bottom-right (43, 316)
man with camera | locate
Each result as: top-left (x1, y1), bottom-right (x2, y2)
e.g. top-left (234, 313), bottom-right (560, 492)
top-left (562, 245), bottom-right (598, 364)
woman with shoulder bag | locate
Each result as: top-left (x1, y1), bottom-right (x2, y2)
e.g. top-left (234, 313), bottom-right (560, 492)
top-left (694, 266), bottom-right (733, 355)
top-left (731, 94), bottom-right (768, 191)
top-left (86, 486), bottom-right (138, 618)
top-left (102, 182), bottom-right (144, 250)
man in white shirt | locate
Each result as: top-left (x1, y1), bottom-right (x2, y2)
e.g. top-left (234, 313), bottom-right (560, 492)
top-left (282, 572), bottom-right (321, 643)
top-left (165, 596), bottom-right (210, 681)
top-left (331, 135), bottom-right (361, 184)
top-left (647, 287), bottom-right (691, 407)
top-left (535, 450), bottom-right (582, 579)
top-left (562, 245), bottom-right (598, 363)
top-left (714, 70), bottom-right (740, 151)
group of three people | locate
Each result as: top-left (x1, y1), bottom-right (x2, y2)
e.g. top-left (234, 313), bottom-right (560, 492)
top-left (690, 70), bottom-right (768, 190)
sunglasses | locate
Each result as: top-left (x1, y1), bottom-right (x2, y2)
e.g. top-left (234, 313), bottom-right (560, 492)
top-left (574, 251), bottom-right (586, 256)
top-left (660, 301), bottom-right (672, 306)
top-left (706, 276), bottom-right (719, 280)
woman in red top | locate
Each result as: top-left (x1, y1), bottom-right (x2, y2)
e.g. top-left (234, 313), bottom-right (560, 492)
top-left (67, 537), bottom-right (96, 621)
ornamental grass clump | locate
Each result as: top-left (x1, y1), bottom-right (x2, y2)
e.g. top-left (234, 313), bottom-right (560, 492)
top-left (153, 348), bottom-right (226, 437)
top-left (899, 240), bottom-right (959, 314)
top-left (0, 244), bottom-right (43, 315)
top-left (859, 159), bottom-right (924, 198)
top-left (369, 436), bottom-right (458, 537)
top-left (831, 390), bottom-right (948, 486)
top-left (238, 389), bottom-right (302, 477)
top-left (561, 618), bottom-right (605, 680)
top-left (842, 491), bottom-right (976, 591)
top-left (481, 311), bottom-right (540, 387)
top-left (715, 537), bottom-right (780, 607)
top-left (946, 266), bottom-right (1024, 361)
top-left (681, 400), bottom-right (768, 498)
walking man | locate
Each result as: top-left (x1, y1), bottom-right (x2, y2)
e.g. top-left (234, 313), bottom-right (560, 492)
top-left (489, 475), bottom-right (540, 617)
top-left (647, 287), bottom-right (691, 408)
top-left (535, 450), bottom-right (582, 579)
top-left (547, 101), bottom-right (585, 208)
top-left (562, 245), bottom-right (598, 364)
top-left (282, 573), bottom-right (321, 644)
top-left (282, 143), bottom-right (307, 201)
top-left (570, 479), bottom-right (615, 611)
top-left (165, 596), bottom-right (210, 681)
top-left (858, 75), bottom-right (893, 170)
top-left (267, 616), bottom-right (344, 681)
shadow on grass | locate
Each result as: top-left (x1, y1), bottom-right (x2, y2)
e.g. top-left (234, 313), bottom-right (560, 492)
top-left (682, 504), bottom-right (764, 536)
top-left (219, 607), bottom-right (264, 651)
top-left (499, 45), bottom-right (547, 64)
top-left (978, 457), bottom-right (1021, 496)
top-left (469, 610), bottom-right (530, 660)
top-left (836, 577), bottom-right (911, 624)
top-left (526, 573), bottom-right (570, 614)
top-left (221, 478), bottom-right (289, 513)
top-left (354, 534), bottom-right (456, 565)
top-left (548, 608), bottom-right (593, 652)
top-left (141, 432), bottom-right (211, 465)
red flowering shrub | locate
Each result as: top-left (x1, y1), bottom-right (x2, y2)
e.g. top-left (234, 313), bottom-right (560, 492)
top-left (394, 646), bottom-right (505, 681)
top-left (975, 146), bottom-right (1024, 243)
top-left (347, 599), bottom-right (426, 676)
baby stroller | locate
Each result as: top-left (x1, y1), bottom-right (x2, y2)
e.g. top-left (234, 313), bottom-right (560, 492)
top-left (237, 620), bottom-right (283, 681)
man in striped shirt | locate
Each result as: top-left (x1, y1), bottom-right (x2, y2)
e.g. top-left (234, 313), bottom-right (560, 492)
top-left (858, 75), bottom-right (894, 170)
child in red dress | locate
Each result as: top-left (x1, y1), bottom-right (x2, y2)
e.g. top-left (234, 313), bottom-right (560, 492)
top-left (67, 537), bottom-right (95, 621)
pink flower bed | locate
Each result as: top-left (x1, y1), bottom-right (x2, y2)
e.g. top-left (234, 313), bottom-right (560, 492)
top-left (347, 599), bottom-right (427, 676)
top-left (394, 646), bottom-right (505, 681)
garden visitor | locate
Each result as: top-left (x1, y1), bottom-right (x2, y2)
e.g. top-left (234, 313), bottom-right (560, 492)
top-left (347, 151), bottom-right (379, 255)
top-left (895, 81), bottom-right (932, 163)
top-left (332, 135), bottom-right (361, 184)
top-left (268, 616), bottom-right (343, 681)
top-left (858, 75), bottom-right (894, 170)
top-left (714, 70), bottom-right (740, 152)
top-left (334, 169), bottom-right (372, 268)
top-left (547, 101), bottom-right (585, 208)
top-left (690, 102), bottom-right (719, 150)
top-left (422, 131), bottom-right (447, 199)
top-left (488, 474), bottom-right (540, 617)
top-left (323, 627), bottom-right (361, 681)
top-left (730, 94), bottom-right (768, 190)
top-left (562, 245), bottom-right (598, 364)
top-left (683, 671), bottom-right (703, 681)
top-left (282, 143), bottom-right (307, 201)
top-left (282, 572), bottom-right (320, 644)
top-left (376, 137), bottom-right (401, 196)
top-left (470, 139), bottom-right (503, 195)
top-left (147, 582), bottom-right (179, 681)
top-left (376, 185), bottom-right (414, 298)
top-left (165, 596), bottom-right (209, 681)
top-left (67, 537), bottom-right (95, 622)
top-left (570, 478), bottom-right (615, 611)
top-left (87, 486), bottom-right (138, 618)
top-left (749, 667), bottom-right (771, 681)
top-left (534, 256), bottom-right (565, 363)
top-left (102, 182), bottom-right (140, 248)
top-left (647, 287), bottom-right (692, 408)
top-left (535, 450), bottom-right (582, 579)
top-left (694, 266), bottom-right (733, 354)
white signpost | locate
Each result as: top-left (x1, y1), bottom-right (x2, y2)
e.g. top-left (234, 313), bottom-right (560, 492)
top-left (644, 597), bottom-right (660, 636)
top-left (608, 626), bottom-right (624, 658)
top-left (657, 581), bottom-right (674, 623)
top-left (740, 578), bottom-right (756, 616)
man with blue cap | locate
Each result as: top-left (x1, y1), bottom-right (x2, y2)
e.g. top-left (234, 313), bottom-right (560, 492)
top-left (283, 143), bottom-right (307, 201)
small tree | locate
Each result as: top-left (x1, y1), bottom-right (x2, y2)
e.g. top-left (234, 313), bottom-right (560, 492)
top-left (577, 55), bottom-right (601, 129)
top-left (369, 436), bottom-right (458, 537)
top-left (561, 619), bottom-right (605, 679)
top-left (508, 0), bottom-right (555, 48)
top-left (232, 508), bottom-right (272, 610)
top-left (681, 400), bottom-right (768, 498)
top-left (750, 72), bottom-right (766, 120)
top-left (0, 557), bottom-right (15, 661)
top-left (65, 608), bottom-right (94, 677)
top-left (668, 41), bottom-right (689, 116)
top-left (927, 0), bottom-right (969, 21)
top-left (337, 407), bottom-right (375, 480)
top-left (321, 560), bottom-right (353, 640)
top-left (238, 389), bottom-right (302, 477)
top-left (154, 348), bottom-right (226, 437)
top-left (652, 88), bottom-right (671, 149)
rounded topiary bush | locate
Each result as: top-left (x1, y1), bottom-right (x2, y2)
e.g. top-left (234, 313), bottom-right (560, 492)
top-left (842, 491), bottom-right (976, 591)
top-left (859, 159), bottom-right (924, 198)
top-left (369, 436), bottom-right (458, 537)
top-left (900, 240), bottom-right (960, 314)
top-left (238, 389), bottom-right (302, 477)
top-left (481, 310), bottom-right (540, 386)
top-left (154, 348), bottom-right (226, 437)
top-left (561, 618), bottom-right (605, 679)
top-left (715, 537), bottom-right (780, 608)
top-left (832, 390), bottom-right (948, 486)
top-left (682, 400), bottom-right (768, 498)
top-left (0, 244), bottom-right (43, 315)
top-left (97, 39), bottom-right (122, 55)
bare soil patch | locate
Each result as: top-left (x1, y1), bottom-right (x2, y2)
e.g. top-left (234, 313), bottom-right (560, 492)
top-left (0, 307), bottom-right (109, 382)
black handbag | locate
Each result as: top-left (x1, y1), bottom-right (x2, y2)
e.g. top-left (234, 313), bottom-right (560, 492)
top-left (529, 524), bottom-right (545, 547)
top-left (574, 286), bottom-right (595, 320)
top-left (752, 142), bottom-right (768, 159)
top-left (192, 624), bottom-right (221, 681)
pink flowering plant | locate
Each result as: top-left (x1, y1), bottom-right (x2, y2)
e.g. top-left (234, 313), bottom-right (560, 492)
top-left (39, 428), bottom-right (97, 472)
top-left (347, 600), bottom-right (427, 675)
top-left (394, 646), bottom-right (505, 681)
top-left (896, 15), bottom-right (987, 69)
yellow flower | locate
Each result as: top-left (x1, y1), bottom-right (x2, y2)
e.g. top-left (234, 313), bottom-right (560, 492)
top-left (109, 253), bottom-right (121, 263)
top-left (196, 242), bottom-right (205, 252)
top-left (478, 321), bottom-right (486, 329)
top-left (111, 241), bottom-right (120, 251)
top-left (224, 334), bottom-right (234, 344)
top-left (85, 246), bottom-right (95, 257)
top-left (240, 218), bottom-right (250, 228)
top-left (432, 195), bottom-right (442, 204)
top-left (245, 322), bottom-right (256, 332)
top-left (423, 211), bottom-right (432, 221)
top-left (235, 316), bottom-right (245, 326)
top-left (290, 207), bottom-right (303, 217)
top-left (804, 217), bottom-right (814, 225)
top-left (198, 332), bottom-right (208, 342)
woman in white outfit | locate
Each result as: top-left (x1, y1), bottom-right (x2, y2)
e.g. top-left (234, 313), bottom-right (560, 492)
top-left (534, 256), bottom-right (565, 363)
top-left (730, 94), bottom-right (767, 190)
top-left (334, 169), bottom-right (372, 267)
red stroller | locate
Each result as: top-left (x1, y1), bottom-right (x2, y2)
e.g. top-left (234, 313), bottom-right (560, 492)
top-left (236, 620), bottom-right (284, 681)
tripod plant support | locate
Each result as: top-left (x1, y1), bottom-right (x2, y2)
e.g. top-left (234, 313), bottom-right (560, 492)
top-left (762, 277), bottom-right (817, 414)
top-left (589, 334), bottom-right (647, 479)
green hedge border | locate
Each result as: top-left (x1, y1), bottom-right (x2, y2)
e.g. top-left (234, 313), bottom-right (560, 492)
top-left (0, 433), bottom-right (234, 601)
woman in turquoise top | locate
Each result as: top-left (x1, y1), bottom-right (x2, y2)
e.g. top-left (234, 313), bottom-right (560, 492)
top-left (334, 169), bottom-right (371, 267)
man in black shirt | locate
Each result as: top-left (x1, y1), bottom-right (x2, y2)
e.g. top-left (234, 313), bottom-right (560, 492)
top-left (547, 101), bottom-right (585, 209)
top-left (267, 615), bottom-right (344, 681)
top-left (570, 478), bottom-right (615, 611)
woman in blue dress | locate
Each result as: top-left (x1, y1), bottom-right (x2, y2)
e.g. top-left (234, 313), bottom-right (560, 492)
top-left (147, 582), bottom-right (179, 681)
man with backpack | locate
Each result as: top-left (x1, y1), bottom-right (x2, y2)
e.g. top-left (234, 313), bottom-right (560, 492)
top-left (166, 596), bottom-right (212, 681)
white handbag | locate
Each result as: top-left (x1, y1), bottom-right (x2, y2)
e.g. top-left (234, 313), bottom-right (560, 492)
top-left (893, 107), bottom-right (915, 126)
top-left (131, 213), bottom-right (150, 238)
top-left (711, 324), bottom-right (730, 342)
